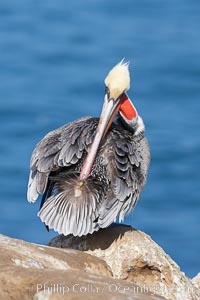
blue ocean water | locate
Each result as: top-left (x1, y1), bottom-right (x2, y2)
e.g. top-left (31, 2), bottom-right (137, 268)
top-left (0, 0), bottom-right (199, 278)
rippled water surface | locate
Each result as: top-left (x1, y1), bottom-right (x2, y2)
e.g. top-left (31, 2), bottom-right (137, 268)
top-left (0, 0), bottom-right (200, 278)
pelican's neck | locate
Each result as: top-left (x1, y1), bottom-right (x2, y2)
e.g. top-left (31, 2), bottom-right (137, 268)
top-left (118, 113), bottom-right (145, 136)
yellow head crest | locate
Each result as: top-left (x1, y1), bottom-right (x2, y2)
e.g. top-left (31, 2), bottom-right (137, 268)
top-left (104, 59), bottom-right (130, 100)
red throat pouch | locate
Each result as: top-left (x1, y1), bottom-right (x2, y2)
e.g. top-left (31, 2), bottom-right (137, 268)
top-left (119, 93), bottom-right (137, 121)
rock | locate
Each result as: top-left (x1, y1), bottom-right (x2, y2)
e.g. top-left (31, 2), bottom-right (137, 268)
top-left (0, 234), bottom-right (164, 300)
top-left (192, 273), bottom-right (200, 289)
top-left (49, 224), bottom-right (200, 300)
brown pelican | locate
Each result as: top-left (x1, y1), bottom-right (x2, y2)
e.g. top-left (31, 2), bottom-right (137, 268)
top-left (27, 61), bottom-right (150, 236)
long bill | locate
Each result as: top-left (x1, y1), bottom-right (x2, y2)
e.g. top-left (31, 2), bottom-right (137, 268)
top-left (79, 93), bottom-right (121, 182)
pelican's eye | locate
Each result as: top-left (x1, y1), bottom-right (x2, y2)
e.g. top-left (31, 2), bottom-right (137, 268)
top-left (105, 86), bottom-right (110, 98)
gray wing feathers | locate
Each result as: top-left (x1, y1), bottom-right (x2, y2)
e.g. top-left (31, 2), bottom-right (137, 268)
top-left (98, 131), bottom-right (150, 227)
top-left (27, 170), bottom-right (49, 203)
top-left (27, 116), bottom-right (150, 236)
top-left (27, 117), bottom-right (95, 203)
top-left (27, 171), bottom-right (38, 203)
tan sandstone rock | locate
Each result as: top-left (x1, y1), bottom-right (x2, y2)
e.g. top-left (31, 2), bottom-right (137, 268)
top-left (0, 233), bottom-right (164, 300)
top-left (192, 273), bottom-right (200, 290)
top-left (49, 224), bottom-right (200, 300)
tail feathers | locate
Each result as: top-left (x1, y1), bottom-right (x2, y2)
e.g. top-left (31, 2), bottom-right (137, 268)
top-left (38, 177), bottom-right (102, 236)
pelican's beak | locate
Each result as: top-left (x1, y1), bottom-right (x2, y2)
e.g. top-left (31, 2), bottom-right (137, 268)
top-left (98, 92), bottom-right (121, 139)
top-left (79, 92), bottom-right (122, 181)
